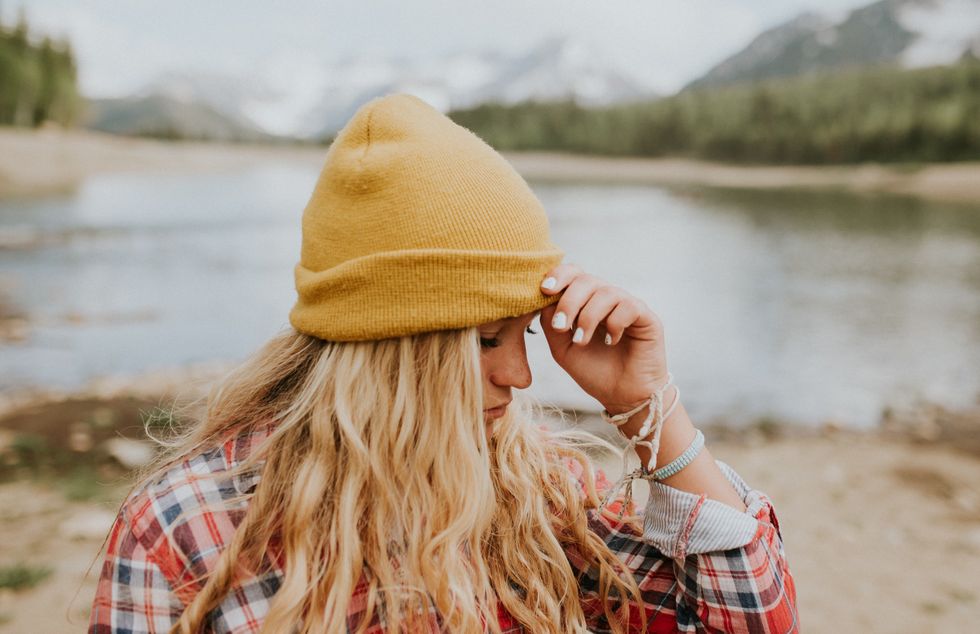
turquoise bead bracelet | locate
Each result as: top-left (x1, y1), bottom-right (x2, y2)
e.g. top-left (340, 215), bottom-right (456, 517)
top-left (646, 428), bottom-right (704, 481)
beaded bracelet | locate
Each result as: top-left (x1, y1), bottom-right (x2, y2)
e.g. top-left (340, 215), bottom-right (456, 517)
top-left (646, 428), bottom-right (704, 481)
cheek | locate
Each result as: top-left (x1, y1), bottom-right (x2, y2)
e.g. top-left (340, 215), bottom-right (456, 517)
top-left (479, 351), bottom-right (496, 383)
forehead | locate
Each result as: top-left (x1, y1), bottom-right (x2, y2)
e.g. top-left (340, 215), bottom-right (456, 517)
top-left (481, 310), bottom-right (541, 329)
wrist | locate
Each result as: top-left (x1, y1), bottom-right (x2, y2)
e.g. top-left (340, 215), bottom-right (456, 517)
top-left (649, 402), bottom-right (695, 471)
top-left (599, 374), bottom-right (672, 416)
top-left (610, 384), bottom-right (679, 439)
top-left (600, 397), bottom-right (650, 418)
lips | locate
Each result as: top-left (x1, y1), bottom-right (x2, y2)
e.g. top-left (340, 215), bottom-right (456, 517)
top-left (483, 401), bottom-right (511, 415)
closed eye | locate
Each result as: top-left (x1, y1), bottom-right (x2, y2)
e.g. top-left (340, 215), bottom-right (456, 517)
top-left (479, 325), bottom-right (538, 349)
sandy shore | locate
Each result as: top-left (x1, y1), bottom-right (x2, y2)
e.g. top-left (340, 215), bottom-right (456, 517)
top-left (0, 127), bottom-right (326, 199)
top-left (3, 127), bottom-right (980, 204)
top-left (508, 152), bottom-right (980, 206)
top-left (1, 368), bottom-right (979, 633)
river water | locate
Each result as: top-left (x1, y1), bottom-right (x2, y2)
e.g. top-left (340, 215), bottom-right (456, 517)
top-left (2, 164), bottom-right (978, 429)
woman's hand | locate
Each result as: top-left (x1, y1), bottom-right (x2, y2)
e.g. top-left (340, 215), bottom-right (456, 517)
top-left (539, 264), bottom-right (669, 413)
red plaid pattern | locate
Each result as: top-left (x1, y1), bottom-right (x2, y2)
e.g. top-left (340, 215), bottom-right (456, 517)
top-left (89, 426), bottom-right (798, 632)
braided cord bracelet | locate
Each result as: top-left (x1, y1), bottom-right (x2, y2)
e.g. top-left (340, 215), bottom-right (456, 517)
top-left (599, 374), bottom-right (678, 518)
top-left (600, 373), bottom-right (679, 472)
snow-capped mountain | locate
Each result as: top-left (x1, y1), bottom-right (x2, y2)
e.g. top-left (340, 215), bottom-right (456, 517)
top-left (687, 0), bottom-right (980, 90)
top-left (284, 51), bottom-right (508, 139)
top-left (686, 12), bottom-right (835, 89)
top-left (124, 36), bottom-right (653, 140)
top-left (460, 35), bottom-right (653, 109)
top-left (899, 0), bottom-right (980, 66)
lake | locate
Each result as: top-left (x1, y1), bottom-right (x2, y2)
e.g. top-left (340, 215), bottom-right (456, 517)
top-left (2, 163), bottom-right (979, 429)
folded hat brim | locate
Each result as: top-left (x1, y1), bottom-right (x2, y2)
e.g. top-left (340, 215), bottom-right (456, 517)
top-left (290, 247), bottom-right (565, 341)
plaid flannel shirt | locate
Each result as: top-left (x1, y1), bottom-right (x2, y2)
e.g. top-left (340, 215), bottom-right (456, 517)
top-left (89, 425), bottom-right (799, 633)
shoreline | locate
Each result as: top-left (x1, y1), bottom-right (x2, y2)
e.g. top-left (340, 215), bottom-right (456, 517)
top-left (2, 128), bottom-right (980, 205)
top-left (1, 370), bottom-right (979, 631)
top-left (507, 152), bottom-right (980, 206)
top-left (0, 127), bottom-right (326, 200)
top-left (2, 360), bottom-right (978, 450)
top-left (2, 127), bottom-right (980, 630)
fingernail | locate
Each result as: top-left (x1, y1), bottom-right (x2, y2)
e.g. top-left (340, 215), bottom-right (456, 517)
top-left (541, 277), bottom-right (557, 290)
top-left (604, 333), bottom-right (612, 345)
top-left (552, 311), bottom-right (567, 329)
top-left (572, 327), bottom-right (584, 343)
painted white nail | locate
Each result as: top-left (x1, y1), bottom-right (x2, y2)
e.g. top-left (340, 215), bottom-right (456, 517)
top-left (541, 276), bottom-right (557, 290)
top-left (552, 311), bottom-right (567, 329)
top-left (604, 333), bottom-right (613, 345)
top-left (572, 327), bottom-right (584, 343)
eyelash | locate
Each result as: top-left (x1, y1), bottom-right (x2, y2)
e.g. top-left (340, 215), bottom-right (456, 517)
top-left (480, 325), bottom-right (538, 349)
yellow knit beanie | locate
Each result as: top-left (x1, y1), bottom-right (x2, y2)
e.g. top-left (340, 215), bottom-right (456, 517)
top-left (289, 92), bottom-right (565, 341)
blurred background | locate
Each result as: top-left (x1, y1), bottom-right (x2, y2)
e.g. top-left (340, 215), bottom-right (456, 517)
top-left (1, 0), bottom-right (979, 631)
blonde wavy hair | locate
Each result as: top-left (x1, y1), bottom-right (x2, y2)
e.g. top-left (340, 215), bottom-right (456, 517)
top-left (128, 325), bottom-right (646, 633)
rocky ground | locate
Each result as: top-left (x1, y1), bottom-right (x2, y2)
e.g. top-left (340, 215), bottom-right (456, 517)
top-left (0, 368), bottom-right (978, 633)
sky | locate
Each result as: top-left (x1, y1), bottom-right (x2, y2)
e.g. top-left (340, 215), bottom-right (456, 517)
top-left (7, 0), bottom-right (872, 98)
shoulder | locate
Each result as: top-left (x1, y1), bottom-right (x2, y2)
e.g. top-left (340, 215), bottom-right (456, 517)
top-left (123, 444), bottom-right (235, 534)
top-left (117, 426), bottom-right (272, 593)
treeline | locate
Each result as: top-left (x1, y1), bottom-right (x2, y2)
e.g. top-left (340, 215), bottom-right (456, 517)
top-left (449, 60), bottom-right (980, 164)
top-left (0, 10), bottom-right (81, 128)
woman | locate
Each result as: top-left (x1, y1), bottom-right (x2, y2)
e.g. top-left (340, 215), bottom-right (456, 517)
top-left (89, 93), bottom-right (798, 633)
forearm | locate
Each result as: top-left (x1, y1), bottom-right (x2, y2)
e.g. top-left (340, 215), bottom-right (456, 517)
top-left (609, 393), bottom-right (747, 513)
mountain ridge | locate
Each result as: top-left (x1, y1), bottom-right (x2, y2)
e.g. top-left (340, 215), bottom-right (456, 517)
top-left (94, 35), bottom-right (653, 142)
top-left (81, 0), bottom-right (980, 142)
top-left (686, 0), bottom-right (980, 90)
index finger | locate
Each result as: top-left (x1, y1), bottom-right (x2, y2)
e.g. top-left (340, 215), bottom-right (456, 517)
top-left (540, 263), bottom-right (584, 294)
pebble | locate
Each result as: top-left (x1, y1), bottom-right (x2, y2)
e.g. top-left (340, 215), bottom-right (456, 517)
top-left (59, 509), bottom-right (117, 540)
top-left (966, 528), bottom-right (980, 551)
top-left (883, 526), bottom-right (905, 546)
top-left (68, 422), bottom-right (93, 452)
top-left (953, 492), bottom-right (978, 513)
top-left (103, 437), bottom-right (155, 469)
top-left (820, 420), bottom-right (843, 436)
top-left (822, 463), bottom-right (846, 485)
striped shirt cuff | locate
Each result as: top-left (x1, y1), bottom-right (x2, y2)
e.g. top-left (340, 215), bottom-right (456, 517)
top-left (642, 459), bottom-right (768, 560)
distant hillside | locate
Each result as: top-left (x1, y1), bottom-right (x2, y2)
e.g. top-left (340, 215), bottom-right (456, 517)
top-left (688, 0), bottom-right (980, 89)
top-left (83, 94), bottom-right (282, 143)
top-left (120, 35), bottom-right (655, 141)
top-left (452, 60), bottom-right (980, 164)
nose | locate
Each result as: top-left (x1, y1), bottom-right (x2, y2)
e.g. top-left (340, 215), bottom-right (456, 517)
top-left (489, 346), bottom-right (533, 390)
